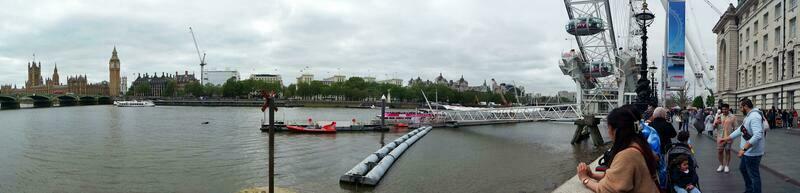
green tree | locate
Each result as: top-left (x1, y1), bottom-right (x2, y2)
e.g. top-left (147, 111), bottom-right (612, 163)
top-left (134, 83), bottom-right (151, 96)
top-left (205, 83), bottom-right (221, 97)
top-left (672, 89), bottom-right (689, 109)
top-left (692, 96), bottom-right (704, 109)
top-left (706, 95), bottom-right (716, 108)
top-left (126, 86), bottom-right (135, 96)
top-left (285, 84), bottom-right (296, 97)
top-left (345, 77), bottom-right (367, 90)
top-left (164, 80), bottom-right (177, 97)
top-left (222, 77), bottom-right (241, 97)
top-left (185, 81), bottom-right (204, 96)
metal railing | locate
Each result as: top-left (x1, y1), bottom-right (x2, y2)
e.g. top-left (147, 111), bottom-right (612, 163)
top-left (437, 104), bottom-right (582, 123)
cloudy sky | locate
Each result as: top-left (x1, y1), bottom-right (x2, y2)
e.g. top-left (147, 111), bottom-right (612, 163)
top-left (0, 0), bottom-right (732, 95)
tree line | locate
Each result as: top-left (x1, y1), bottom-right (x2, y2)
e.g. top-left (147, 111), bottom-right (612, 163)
top-left (128, 76), bottom-right (558, 105)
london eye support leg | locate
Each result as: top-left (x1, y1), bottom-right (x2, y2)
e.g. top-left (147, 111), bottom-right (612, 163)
top-left (571, 114), bottom-right (604, 147)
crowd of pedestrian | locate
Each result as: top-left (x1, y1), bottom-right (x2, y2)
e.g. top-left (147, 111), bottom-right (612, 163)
top-left (576, 97), bottom-right (775, 193)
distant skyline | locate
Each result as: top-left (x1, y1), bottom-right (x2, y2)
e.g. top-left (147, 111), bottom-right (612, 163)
top-left (0, 0), bottom-right (728, 95)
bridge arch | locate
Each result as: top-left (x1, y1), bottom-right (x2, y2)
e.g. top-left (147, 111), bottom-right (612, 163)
top-left (0, 95), bottom-right (20, 109)
top-left (0, 95), bottom-right (15, 102)
top-left (97, 96), bottom-right (113, 105)
top-left (23, 95), bottom-right (52, 108)
top-left (79, 96), bottom-right (97, 105)
top-left (58, 95), bottom-right (78, 106)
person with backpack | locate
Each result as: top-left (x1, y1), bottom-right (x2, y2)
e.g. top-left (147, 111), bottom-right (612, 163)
top-left (649, 107), bottom-right (677, 155)
top-left (718, 98), bottom-right (766, 193)
top-left (576, 105), bottom-right (660, 193)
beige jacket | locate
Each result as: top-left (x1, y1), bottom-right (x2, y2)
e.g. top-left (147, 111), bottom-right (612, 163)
top-left (595, 146), bottom-right (660, 193)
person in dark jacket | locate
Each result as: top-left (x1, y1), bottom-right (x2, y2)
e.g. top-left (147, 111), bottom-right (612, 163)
top-left (670, 154), bottom-right (701, 193)
top-left (768, 108), bottom-right (776, 129)
top-left (648, 107), bottom-right (677, 154)
top-left (782, 110), bottom-right (790, 129)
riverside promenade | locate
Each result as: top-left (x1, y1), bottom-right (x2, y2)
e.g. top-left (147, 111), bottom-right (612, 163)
top-left (555, 122), bottom-right (800, 192)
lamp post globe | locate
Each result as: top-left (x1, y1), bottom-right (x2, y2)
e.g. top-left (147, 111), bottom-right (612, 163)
top-left (634, 1), bottom-right (655, 113)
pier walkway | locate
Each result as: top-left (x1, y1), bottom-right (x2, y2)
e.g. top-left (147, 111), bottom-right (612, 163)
top-left (440, 104), bottom-right (581, 127)
top-left (688, 128), bottom-right (799, 192)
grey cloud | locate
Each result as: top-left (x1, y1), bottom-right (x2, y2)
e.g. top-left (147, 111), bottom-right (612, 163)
top-left (0, 0), bottom-right (724, 95)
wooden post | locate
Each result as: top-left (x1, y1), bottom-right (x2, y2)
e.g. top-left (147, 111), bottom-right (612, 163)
top-left (268, 96), bottom-right (275, 193)
top-left (380, 95), bottom-right (386, 146)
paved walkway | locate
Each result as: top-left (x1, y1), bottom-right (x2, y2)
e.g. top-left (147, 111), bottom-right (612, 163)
top-left (681, 122), bottom-right (800, 192)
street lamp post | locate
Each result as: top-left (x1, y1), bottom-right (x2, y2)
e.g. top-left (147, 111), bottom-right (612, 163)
top-left (649, 64), bottom-right (658, 103)
top-left (634, 2), bottom-right (656, 113)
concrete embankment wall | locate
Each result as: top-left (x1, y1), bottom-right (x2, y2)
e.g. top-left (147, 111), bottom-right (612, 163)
top-left (552, 156), bottom-right (601, 193)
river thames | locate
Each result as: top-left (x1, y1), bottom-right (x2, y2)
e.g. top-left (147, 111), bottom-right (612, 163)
top-left (0, 106), bottom-right (604, 193)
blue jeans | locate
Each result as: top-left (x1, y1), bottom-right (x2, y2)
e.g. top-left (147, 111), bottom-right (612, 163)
top-left (673, 185), bottom-right (701, 193)
top-left (740, 155), bottom-right (762, 193)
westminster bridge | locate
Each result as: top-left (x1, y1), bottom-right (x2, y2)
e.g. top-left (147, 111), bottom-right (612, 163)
top-left (0, 94), bottom-right (113, 110)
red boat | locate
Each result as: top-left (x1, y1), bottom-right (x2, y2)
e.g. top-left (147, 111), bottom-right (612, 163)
top-left (286, 122), bottom-right (337, 133)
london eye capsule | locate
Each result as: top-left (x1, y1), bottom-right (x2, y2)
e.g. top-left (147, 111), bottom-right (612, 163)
top-left (566, 17), bottom-right (605, 36)
top-left (585, 61), bottom-right (613, 77)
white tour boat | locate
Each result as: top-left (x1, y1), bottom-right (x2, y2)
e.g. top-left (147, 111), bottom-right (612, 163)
top-left (115, 100), bottom-right (156, 107)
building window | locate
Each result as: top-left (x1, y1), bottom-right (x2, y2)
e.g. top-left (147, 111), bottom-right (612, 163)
top-left (752, 66), bottom-right (757, 87)
top-left (776, 27), bottom-right (782, 46)
top-left (791, 18), bottom-right (797, 38)
top-left (754, 21), bottom-right (759, 34)
top-left (764, 13), bottom-right (769, 28)
top-left (792, 0), bottom-right (797, 9)
top-left (754, 41), bottom-right (759, 56)
top-left (792, 51), bottom-right (797, 78)
top-left (763, 61), bottom-right (767, 83)
top-left (747, 46), bottom-right (751, 62)
top-left (747, 28), bottom-right (751, 41)
top-left (776, 3), bottom-right (783, 20)
top-left (764, 35), bottom-right (769, 52)
top-left (776, 56), bottom-right (783, 81)
top-left (741, 50), bottom-right (744, 64)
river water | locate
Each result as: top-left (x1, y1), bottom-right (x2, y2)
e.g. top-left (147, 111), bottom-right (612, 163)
top-left (0, 106), bottom-right (604, 193)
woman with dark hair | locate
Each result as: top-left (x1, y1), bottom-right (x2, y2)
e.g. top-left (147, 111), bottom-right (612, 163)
top-left (576, 105), bottom-right (661, 192)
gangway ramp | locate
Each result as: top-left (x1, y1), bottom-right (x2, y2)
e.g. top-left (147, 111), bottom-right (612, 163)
top-left (438, 104), bottom-right (581, 127)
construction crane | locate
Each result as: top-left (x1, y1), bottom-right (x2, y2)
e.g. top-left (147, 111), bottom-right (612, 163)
top-left (189, 27), bottom-right (207, 85)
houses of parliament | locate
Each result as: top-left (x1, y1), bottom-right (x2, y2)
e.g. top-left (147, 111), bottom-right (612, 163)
top-left (0, 47), bottom-right (124, 97)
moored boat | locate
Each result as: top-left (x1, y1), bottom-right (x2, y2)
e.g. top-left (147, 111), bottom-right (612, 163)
top-left (286, 122), bottom-right (337, 133)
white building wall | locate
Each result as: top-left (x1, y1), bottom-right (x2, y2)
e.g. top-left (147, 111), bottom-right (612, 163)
top-left (203, 70), bottom-right (240, 86)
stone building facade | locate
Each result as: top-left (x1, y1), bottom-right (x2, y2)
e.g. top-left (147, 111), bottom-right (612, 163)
top-left (714, 0), bottom-right (800, 110)
top-left (175, 71), bottom-right (199, 93)
top-left (407, 74), bottom-right (494, 92)
top-left (130, 72), bottom-right (198, 97)
top-left (22, 61), bottom-right (69, 95)
top-left (4, 48), bottom-right (117, 96)
top-left (131, 73), bottom-right (170, 97)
